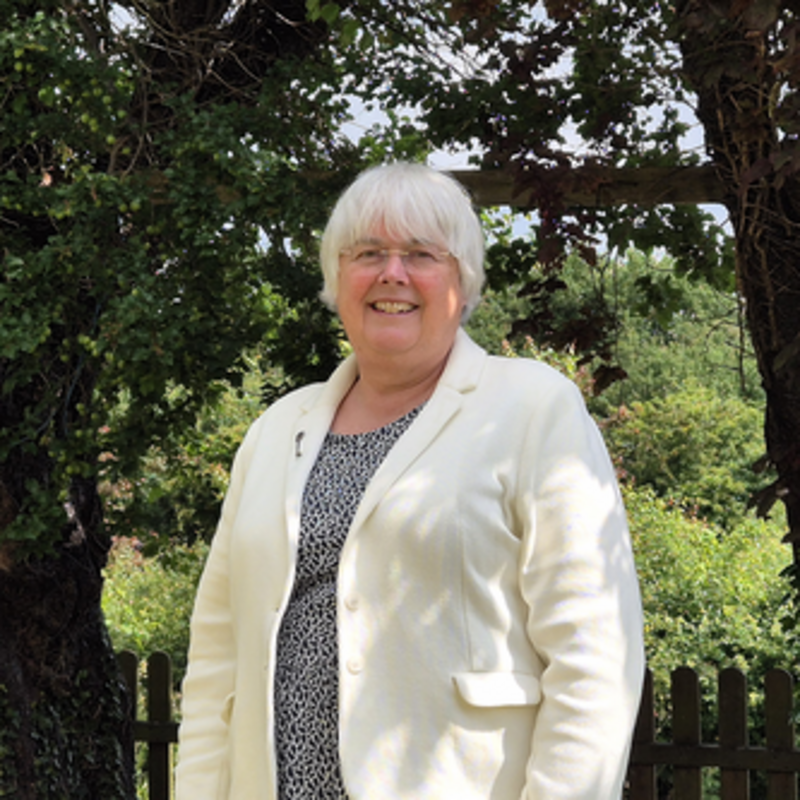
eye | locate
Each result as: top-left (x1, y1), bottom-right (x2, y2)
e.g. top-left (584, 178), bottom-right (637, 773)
top-left (353, 247), bottom-right (383, 262)
top-left (407, 248), bottom-right (444, 267)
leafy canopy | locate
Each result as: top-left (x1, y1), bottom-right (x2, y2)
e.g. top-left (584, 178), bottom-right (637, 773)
top-left (0, 0), bottom-right (365, 555)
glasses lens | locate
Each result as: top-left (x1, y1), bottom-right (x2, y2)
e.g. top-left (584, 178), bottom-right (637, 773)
top-left (351, 247), bottom-right (382, 266)
top-left (406, 248), bottom-right (441, 268)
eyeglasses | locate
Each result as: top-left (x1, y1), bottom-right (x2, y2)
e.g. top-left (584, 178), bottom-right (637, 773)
top-left (340, 245), bottom-right (452, 270)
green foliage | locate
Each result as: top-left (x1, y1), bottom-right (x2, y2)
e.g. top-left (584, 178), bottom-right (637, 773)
top-left (477, 238), bottom-right (762, 407)
top-left (603, 382), bottom-right (765, 529)
top-left (102, 356), bottom-right (268, 546)
top-left (626, 486), bottom-right (794, 749)
top-left (539, 250), bottom-right (759, 405)
top-left (588, 250), bottom-right (762, 409)
top-left (629, 485), bottom-right (792, 673)
top-left (320, 1), bottom-right (742, 283)
top-left (464, 285), bottom-right (528, 355)
top-left (102, 537), bottom-right (205, 796)
top-left (0, 0), bottom-right (361, 556)
top-left (102, 538), bottom-right (208, 691)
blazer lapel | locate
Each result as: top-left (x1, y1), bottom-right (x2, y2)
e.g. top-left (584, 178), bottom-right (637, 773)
top-left (283, 356), bottom-right (360, 551)
top-left (280, 328), bottom-right (488, 545)
top-left (348, 328), bottom-right (487, 535)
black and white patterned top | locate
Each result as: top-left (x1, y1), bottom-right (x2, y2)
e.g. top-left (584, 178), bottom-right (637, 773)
top-left (274, 405), bottom-right (423, 800)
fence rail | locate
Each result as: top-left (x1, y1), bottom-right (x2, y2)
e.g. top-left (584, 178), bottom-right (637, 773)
top-left (120, 652), bottom-right (800, 800)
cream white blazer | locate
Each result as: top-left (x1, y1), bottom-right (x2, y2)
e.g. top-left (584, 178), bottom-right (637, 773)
top-left (176, 329), bottom-right (645, 800)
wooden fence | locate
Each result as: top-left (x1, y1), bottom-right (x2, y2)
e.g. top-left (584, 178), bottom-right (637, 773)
top-left (120, 652), bottom-right (800, 800)
top-left (118, 651), bottom-right (178, 800)
top-left (629, 667), bottom-right (800, 799)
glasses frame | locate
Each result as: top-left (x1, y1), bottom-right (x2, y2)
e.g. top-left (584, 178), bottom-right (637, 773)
top-left (339, 245), bottom-right (453, 270)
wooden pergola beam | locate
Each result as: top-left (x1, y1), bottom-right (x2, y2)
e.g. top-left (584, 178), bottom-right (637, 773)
top-left (449, 165), bottom-right (726, 208)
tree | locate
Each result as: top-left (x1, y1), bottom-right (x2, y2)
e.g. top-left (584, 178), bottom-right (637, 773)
top-left (576, 250), bottom-right (764, 410)
top-left (310, 0), bottom-right (800, 572)
top-left (0, 0), bottom-right (364, 793)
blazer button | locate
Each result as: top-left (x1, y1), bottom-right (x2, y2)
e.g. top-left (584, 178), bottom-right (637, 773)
top-left (346, 657), bottom-right (363, 674)
top-left (345, 595), bottom-right (359, 611)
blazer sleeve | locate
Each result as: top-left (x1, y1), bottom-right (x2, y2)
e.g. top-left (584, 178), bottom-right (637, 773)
top-left (174, 427), bottom-right (256, 800)
top-left (515, 379), bottom-right (645, 800)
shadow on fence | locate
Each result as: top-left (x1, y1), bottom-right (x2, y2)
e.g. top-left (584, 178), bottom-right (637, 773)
top-left (119, 651), bottom-right (800, 800)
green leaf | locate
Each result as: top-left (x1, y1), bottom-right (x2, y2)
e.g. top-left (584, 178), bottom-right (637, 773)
top-left (319, 2), bottom-right (340, 25)
top-left (341, 18), bottom-right (361, 47)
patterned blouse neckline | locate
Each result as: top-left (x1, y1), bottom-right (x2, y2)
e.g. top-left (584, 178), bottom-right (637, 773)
top-left (327, 402), bottom-right (426, 440)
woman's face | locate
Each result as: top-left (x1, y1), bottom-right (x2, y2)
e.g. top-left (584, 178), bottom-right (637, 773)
top-left (336, 227), bottom-right (466, 377)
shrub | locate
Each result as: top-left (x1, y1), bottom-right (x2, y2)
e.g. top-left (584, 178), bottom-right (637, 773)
top-left (604, 382), bottom-right (765, 529)
top-left (102, 537), bottom-right (208, 693)
top-left (626, 485), bottom-right (795, 740)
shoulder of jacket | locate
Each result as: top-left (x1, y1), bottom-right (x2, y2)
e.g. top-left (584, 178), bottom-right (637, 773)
top-left (483, 353), bottom-right (579, 395)
top-left (238, 382), bottom-right (324, 449)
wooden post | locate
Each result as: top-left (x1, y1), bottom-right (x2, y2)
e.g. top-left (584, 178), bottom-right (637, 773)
top-left (719, 667), bottom-right (749, 800)
top-left (765, 669), bottom-right (797, 800)
top-left (673, 666), bottom-right (702, 800)
top-left (628, 669), bottom-right (656, 800)
top-left (147, 652), bottom-right (173, 800)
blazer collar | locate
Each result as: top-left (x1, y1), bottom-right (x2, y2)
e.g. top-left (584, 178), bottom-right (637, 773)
top-left (297, 326), bottom-right (486, 416)
top-left (435, 326), bottom-right (487, 395)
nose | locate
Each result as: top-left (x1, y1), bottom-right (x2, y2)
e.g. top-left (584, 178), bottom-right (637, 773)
top-left (378, 251), bottom-right (410, 283)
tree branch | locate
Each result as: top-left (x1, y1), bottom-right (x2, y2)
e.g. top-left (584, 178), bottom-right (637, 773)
top-left (450, 165), bottom-right (726, 208)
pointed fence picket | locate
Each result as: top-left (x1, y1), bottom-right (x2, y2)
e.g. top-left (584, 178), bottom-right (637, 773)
top-left (119, 653), bottom-right (800, 800)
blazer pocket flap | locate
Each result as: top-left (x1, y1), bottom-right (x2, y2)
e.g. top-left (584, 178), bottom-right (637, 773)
top-left (453, 671), bottom-right (541, 708)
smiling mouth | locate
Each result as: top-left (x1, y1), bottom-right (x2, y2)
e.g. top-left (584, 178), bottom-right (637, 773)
top-left (371, 301), bottom-right (416, 314)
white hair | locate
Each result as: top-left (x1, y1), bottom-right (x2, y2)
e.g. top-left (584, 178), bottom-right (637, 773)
top-left (319, 162), bottom-right (485, 319)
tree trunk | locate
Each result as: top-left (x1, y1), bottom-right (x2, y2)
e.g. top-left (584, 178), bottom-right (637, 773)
top-left (0, 478), bottom-right (135, 798)
top-left (677, 0), bottom-right (800, 559)
top-left (0, 351), bottom-right (135, 798)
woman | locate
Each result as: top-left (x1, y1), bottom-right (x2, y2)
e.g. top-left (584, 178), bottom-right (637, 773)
top-left (176, 162), bottom-right (645, 800)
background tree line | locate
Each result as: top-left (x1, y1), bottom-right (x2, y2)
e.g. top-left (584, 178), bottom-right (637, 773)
top-left (3, 0), bottom-right (800, 796)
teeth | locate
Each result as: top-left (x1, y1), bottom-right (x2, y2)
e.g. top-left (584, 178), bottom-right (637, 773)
top-left (373, 301), bottom-right (415, 314)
